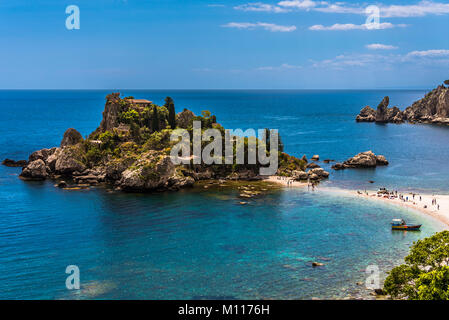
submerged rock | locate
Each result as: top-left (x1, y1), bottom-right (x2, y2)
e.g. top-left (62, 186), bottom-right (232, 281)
top-left (2, 158), bottom-right (28, 167)
top-left (312, 262), bottom-right (324, 267)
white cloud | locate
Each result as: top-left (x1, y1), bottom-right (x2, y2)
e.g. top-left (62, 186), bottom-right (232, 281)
top-left (311, 48), bottom-right (449, 70)
top-left (222, 22), bottom-right (296, 32)
top-left (366, 43), bottom-right (398, 50)
top-left (257, 63), bottom-right (302, 70)
top-left (407, 49), bottom-right (449, 57)
top-left (309, 22), bottom-right (405, 31)
top-left (380, 1), bottom-right (449, 18)
top-left (313, 3), bottom-right (364, 14)
top-left (207, 4), bottom-right (225, 7)
top-left (315, 1), bottom-right (449, 18)
top-left (241, 0), bottom-right (449, 18)
top-left (277, 0), bottom-right (316, 9)
top-left (234, 2), bottom-right (289, 13)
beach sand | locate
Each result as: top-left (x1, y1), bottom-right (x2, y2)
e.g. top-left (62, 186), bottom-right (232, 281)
top-left (267, 176), bottom-right (449, 229)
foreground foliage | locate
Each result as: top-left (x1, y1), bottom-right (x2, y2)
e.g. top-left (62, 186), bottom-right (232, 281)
top-left (384, 231), bottom-right (449, 300)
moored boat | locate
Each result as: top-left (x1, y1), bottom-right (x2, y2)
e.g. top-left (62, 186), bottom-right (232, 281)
top-left (391, 219), bottom-right (421, 231)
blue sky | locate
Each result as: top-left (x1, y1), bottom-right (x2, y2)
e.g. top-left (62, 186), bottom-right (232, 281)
top-left (0, 0), bottom-right (448, 89)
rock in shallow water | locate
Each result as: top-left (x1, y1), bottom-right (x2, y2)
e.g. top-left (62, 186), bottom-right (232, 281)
top-left (2, 158), bottom-right (28, 167)
top-left (19, 159), bottom-right (48, 180)
top-left (332, 151), bottom-right (388, 170)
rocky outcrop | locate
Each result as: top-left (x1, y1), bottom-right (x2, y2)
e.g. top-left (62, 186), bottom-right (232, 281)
top-left (356, 83), bottom-right (449, 125)
top-left (404, 85), bottom-right (449, 124)
top-left (61, 128), bottom-right (83, 147)
top-left (292, 167), bottom-right (329, 181)
top-left (356, 106), bottom-right (376, 122)
top-left (19, 159), bottom-right (48, 180)
top-left (98, 92), bottom-right (122, 132)
top-left (118, 154), bottom-right (194, 191)
top-left (2, 159), bottom-right (28, 167)
top-left (55, 146), bottom-right (86, 174)
top-left (332, 151), bottom-right (389, 170)
top-left (356, 96), bottom-right (405, 124)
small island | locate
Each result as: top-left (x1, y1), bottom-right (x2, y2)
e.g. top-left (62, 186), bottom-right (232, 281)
top-left (15, 93), bottom-right (330, 192)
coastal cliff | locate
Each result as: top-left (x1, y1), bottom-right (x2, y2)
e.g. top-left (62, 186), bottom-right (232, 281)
top-left (356, 82), bottom-right (449, 125)
top-left (16, 93), bottom-right (328, 192)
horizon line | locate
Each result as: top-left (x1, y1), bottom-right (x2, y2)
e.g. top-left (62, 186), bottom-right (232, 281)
top-left (0, 87), bottom-right (433, 91)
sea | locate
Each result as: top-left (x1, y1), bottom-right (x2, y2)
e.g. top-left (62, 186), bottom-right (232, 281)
top-left (0, 89), bottom-right (447, 299)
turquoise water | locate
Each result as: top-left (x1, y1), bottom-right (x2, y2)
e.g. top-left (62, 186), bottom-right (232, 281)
top-left (0, 90), bottom-right (447, 299)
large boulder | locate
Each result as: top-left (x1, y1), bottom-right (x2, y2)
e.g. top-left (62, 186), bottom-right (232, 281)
top-left (29, 147), bottom-right (58, 163)
top-left (105, 157), bottom-right (137, 181)
top-left (46, 148), bottom-right (62, 171)
top-left (308, 168), bottom-right (330, 178)
top-left (55, 146), bottom-right (86, 174)
top-left (118, 154), bottom-right (180, 191)
top-left (356, 106), bottom-right (376, 122)
top-left (176, 109), bottom-right (195, 129)
top-left (293, 170), bottom-right (309, 181)
top-left (61, 128), bottom-right (83, 147)
top-left (20, 159), bottom-right (48, 180)
top-left (332, 151), bottom-right (389, 170)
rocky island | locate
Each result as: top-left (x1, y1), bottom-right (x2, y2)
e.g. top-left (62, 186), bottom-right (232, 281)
top-left (13, 93), bottom-right (329, 192)
top-left (356, 81), bottom-right (449, 125)
top-left (332, 151), bottom-right (389, 170)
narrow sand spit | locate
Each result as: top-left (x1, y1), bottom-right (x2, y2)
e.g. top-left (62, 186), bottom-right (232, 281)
top-left (266, 176), bottom-right (449, 229)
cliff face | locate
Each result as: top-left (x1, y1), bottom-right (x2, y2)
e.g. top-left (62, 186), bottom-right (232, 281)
top-left (356, 84), bottom-right (449, 125)
top-left (404, 85), bottom-right (449, 124)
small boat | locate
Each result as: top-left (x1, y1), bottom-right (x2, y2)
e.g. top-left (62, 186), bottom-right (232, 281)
top-left (391, 219), bottom-right (422, 231)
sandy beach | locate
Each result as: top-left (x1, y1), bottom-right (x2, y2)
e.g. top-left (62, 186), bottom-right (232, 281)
top-left (267, 176), bottom-right (449, 229)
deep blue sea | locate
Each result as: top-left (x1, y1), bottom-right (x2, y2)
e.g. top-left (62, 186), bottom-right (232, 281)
top-left (0, 90), bottom-right (447, 299)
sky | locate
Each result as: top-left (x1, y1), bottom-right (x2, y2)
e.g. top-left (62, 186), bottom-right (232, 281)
top-left (0, 0), bottom-right (448, 89)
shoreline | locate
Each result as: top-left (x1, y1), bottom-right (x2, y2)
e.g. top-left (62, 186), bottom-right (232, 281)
top-left (267, 176), bottom-right (449, 229)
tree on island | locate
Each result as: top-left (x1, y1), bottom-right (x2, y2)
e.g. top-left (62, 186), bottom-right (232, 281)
top-left (384, 231), bottom-right (449, 300)
top-left (152, 105), bottom-right (160, 132)
top-left (165, 97), bottom-right (176, 129)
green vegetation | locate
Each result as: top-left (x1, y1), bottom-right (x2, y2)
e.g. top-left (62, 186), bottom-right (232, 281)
top-left (165, 96), bottom-right (176, 129)
top-left (119, 109), bottom-right (139, 125)
top-left (81, 93), bottom-right (305, 179)
top-left (152, 105), bottom-right (160, 132)
top-left (384, 231), bottom-right (449, 300)
top-left (278, 152), bottom-right (306, 175)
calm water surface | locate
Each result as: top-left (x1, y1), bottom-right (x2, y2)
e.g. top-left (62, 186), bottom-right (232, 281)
top-left (0, 90), bottom-right (447, 299)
